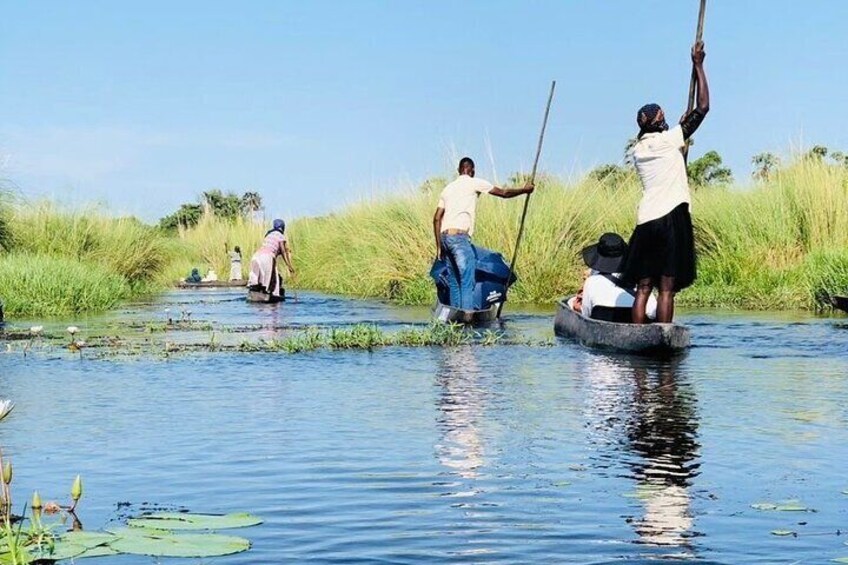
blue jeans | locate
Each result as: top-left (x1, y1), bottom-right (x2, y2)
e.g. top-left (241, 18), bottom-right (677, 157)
top-left (441, 233), bottom-right (476, 310)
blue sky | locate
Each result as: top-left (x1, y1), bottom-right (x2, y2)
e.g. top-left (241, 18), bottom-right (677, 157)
top-left (1, 0), bottom-right (846, 222)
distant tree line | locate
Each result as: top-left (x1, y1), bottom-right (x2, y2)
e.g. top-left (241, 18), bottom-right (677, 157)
top-left (159, 190), bottom-right (263, 230)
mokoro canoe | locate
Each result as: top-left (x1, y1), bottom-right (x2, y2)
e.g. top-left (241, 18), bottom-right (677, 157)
top-left (833, 295), bottom-right (848, 313)
top-left (246, 288), bottom-right (285, 304)
top-left (176, 280), bottom-right (247, 289)
top-left (433, 302), bottom-right (499, 325)
top-left (554, 297), bottom-right (690, 355)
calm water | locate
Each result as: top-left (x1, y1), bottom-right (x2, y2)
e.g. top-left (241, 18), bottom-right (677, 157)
top-left (1, 290), bottom-right (847, 564)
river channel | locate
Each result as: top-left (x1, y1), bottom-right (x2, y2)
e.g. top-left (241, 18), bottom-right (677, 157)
top-left (1, 289), bottom-right (847, 563)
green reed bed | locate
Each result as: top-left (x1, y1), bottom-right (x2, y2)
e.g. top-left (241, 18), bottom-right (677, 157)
top-left (0, 254), bottom-right (131, 318)
top-left (0, 203), bottom-right (176, 318)
top-left (162, 215), bottom-right (267, 283)
top-left (286, 159), bottom-right (848, 310)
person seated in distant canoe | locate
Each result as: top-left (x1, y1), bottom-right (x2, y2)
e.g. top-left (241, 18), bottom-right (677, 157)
top-left (248, 219), bottom-right (294, 298)
top-left (572, 233), bottom-right (657, 323)
top-left (185, 268), bottom-right (202, 283)
top-left (229, 245), bottom-right (243, 281)
top-left (202, 268), bottom-right (219, 282)
top-left (432, 157), bottom-right (534, 310)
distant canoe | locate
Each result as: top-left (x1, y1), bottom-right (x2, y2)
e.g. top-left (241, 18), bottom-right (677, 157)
top-left (176, 280), bottom-right (247, 289)
top-left (433, 302), bottom-right (499, 326)
top-left (554, 297), bottom-right (690, 355)
top-left (833, 295), bottom-right (848, 313)
top-left (247, 288), bottom-right (285, 304)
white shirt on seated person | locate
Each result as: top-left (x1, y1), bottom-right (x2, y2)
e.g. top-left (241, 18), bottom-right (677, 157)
top-left (581, 271), bottom-right (657, 320)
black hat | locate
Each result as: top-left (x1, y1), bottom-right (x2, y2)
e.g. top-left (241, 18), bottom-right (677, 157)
top-left (581, 233), bottom-right (627, 274)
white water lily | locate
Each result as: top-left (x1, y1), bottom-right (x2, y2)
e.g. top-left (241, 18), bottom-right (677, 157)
top-left (30, 326), bottom-right (43, 335)
top-left (67, 326), bottom-right (79, 335)
top-left (0, 399), bottom-right (14, 422)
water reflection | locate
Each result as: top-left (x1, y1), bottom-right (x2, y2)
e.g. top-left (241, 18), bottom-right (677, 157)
top-left (583, 354), bottom-right (700, 552)
top-left (434, 346), bottom-right (486, 480)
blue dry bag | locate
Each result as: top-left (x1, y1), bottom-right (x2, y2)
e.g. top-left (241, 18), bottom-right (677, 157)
top-left (430, 245), bottom-right (517, 310)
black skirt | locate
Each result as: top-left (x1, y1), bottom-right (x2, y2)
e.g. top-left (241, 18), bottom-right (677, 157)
top-left (621, 202), bottom-right (696, 291)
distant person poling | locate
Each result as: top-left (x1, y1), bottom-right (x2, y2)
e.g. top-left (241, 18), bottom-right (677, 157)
top-left (620, 40), bottom-right (710, 324)
top-left (247, 219), bottom-right (294, 301)
top-left (430, 157), bottom-right (533, 321)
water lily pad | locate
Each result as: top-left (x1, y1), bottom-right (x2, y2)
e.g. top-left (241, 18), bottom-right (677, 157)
top-left (109, 531), bottom-right (250, 558)
top-left (770, 529), bottom-right (795, 536)
top-left (775, 503), bottom-right (811, 512)
top-left (74, 545), bottom-right (121, 559)
top-left (60, 531), bottom-right (117, 549)
top-left (128, 512), bottom-right (262, 531)
top-left (751, 502), bottom-right (778, 510)
top-left (28, 540), bottom-right (88, 561)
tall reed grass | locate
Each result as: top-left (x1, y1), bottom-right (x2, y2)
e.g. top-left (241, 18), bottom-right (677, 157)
top-left (0, 203), bottom-right (175, 317)
top-left (0, 253), bottom-right (130, 317)
top-left (163, 215), bottom-right (267, 282)
top-left (1, 157), bottom-right (845, 318)
top-left (287, 159), bottom-right (848, 310)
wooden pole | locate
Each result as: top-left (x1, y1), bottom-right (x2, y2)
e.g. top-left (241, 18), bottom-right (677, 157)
top-left (683, 0), bottom-right (707, 163)
top-left (497, 80), bottom-right (556, 319)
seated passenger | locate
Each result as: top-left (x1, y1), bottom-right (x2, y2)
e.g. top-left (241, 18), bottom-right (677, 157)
top-left (202, 269), bottom-right (219, 282)
top-left (579, 233), bottom-right (657, 323)
top-left (185, 268), bottom-right (202, 283)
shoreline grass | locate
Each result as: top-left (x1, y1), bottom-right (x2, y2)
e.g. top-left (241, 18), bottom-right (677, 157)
top-left (286, 158), bottom-right (848, 311)
top-left (1, 157), bottom-right (847, 319)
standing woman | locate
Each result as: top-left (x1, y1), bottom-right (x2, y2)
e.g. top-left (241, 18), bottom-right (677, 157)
top-left (248, 219), bottom-right (295, 298)
top-left (621, 41), bottom-right (709, 324)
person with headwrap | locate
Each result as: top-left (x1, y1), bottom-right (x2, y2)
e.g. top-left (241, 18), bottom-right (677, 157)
top-left (620, 41), bottom-right (709, 324)
top-left (248, 219), bottom-right (294, 298)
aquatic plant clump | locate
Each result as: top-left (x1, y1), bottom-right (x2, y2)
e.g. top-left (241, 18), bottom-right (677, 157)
top-left (0, 253), bottom-right (131, 317)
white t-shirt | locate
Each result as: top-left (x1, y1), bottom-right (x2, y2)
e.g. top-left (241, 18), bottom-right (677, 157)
top-left (581, 272), bottom-right (657, 320)
top-left (437, 174), bottom-right (494, 235)
top-left (633, 125), bottom-right (691, 225)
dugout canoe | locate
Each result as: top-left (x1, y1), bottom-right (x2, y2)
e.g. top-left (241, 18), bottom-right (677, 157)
top-left (833, 295), bottom-right (848, 313)
top-left (247, 287), bottom-right (285, 304)
top-left (176, 280), bottom-right (247, 289)
top-left (433, 301), bottom-right (499, 325)
top-left (554, 297), bottom-right (690, 355)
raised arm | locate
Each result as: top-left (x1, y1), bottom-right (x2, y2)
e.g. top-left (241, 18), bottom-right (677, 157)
top-left (433, 207), bottom-right (445, 260)
top-left (489, 182), bottom-right (535, 199)
top-left (681, 41), bottom-right (709, 140)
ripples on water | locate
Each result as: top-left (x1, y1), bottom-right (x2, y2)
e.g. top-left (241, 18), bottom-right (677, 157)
top-left (0, 291), bottom-right (847, 563)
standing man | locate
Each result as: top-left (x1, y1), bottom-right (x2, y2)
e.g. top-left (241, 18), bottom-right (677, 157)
top-left (621, 41), bottom-right (709, 324)
top-left (433, 157), bottom-right (534, 310)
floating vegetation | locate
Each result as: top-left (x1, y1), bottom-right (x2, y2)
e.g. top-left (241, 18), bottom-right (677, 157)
top-left (1, 319), bottom-right (559, 360)
top-left (127, 512), bottom-right (262, 531)
top-left (0, 446), bottom-right (260, 562)
top-left (750, 500), bottom-right (815, 512)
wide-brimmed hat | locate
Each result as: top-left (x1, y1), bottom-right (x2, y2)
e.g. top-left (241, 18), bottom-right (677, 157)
top-left (581, 232), bottom-right (627, 274)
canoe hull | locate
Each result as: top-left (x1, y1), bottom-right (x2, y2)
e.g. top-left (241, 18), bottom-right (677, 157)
top-left (833, 295), bottom-right (848, 313)
top-left (247, 288), bottom-right (285, 304)
top-left (554, 297), bottom-right (690, 355)
top-left (433, 302), bottom-right (499, 325)
top-left (177, 280), bottom-right (247, 289)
